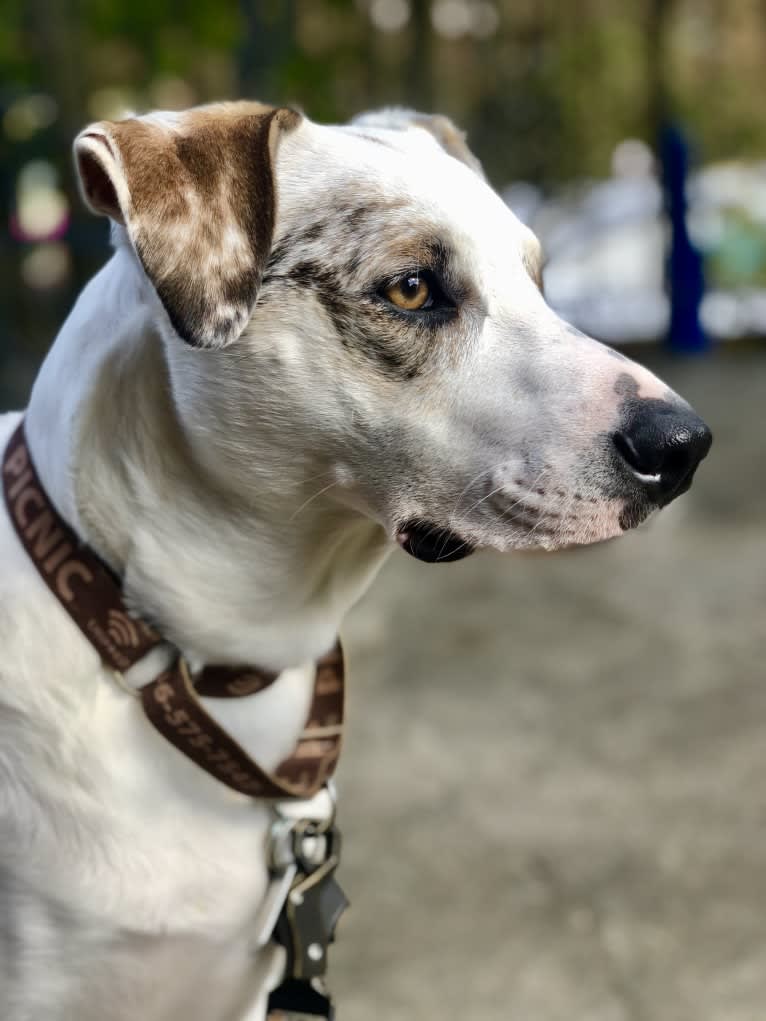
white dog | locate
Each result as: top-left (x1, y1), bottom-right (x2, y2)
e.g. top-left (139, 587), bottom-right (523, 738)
top-left (0, 101), bottom-right (710, 1021)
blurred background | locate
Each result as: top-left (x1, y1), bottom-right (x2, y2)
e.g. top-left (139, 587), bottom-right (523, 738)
top-left (1, 2), bottom-right (764, 1019)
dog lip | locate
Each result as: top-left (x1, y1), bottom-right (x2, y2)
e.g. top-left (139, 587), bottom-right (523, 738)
top-left (396, 520), bottom-right (475, 563)
top-left (618, 495), bottom-right (654, 532)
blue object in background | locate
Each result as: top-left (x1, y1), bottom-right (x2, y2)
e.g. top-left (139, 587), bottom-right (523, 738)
top-left (660, 122), bottom-right (709, 353)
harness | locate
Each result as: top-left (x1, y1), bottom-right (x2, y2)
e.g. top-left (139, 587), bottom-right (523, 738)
top-left (2, 419), bottom-right (348, 1020)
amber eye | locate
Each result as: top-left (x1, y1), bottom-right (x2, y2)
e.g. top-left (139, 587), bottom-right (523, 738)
top-left (384, 274), bottom-right (432, 311)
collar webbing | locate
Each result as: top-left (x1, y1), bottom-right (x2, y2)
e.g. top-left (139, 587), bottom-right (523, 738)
top-left (2, 420), bottom-right (344, 800)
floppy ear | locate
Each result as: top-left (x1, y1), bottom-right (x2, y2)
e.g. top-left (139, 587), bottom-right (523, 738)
top-left (74, 102), bottom-right (301, 349)
top-left (352, 107), bottom-right (485, 180)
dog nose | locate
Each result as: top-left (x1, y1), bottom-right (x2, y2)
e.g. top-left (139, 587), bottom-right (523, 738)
top-left (613, 401), bottom-right (712, 505)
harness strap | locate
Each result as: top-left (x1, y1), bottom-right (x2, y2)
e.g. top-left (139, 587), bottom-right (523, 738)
top-left (2, 419), bottom-right (344, 800)
top-left (141, 651), bottom-right (343, 799)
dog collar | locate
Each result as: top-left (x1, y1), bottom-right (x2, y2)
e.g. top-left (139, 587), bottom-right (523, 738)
top-left (1, 419), bottom-right (345, 802)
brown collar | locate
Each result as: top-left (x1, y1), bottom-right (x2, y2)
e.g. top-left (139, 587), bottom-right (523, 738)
top-left (2, 420), bottom-right (343, 800)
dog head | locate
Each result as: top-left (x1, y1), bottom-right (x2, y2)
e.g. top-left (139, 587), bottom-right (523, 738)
top-left (74, 101), bottom-right (711, 563)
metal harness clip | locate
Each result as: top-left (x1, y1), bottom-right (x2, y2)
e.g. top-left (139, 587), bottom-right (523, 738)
top-left (266, 786), bottom-right (349, 1020)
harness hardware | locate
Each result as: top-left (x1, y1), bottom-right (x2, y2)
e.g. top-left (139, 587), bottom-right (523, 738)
top-left (266, 784), bottom-right (348, 1020)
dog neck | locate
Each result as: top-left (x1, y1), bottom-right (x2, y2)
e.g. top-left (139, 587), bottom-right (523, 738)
top-left (25, 247), bottom-right (391, 673)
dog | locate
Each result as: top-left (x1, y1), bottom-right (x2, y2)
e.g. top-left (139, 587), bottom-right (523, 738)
top-left (0, 100), bottom-right (711, 1021)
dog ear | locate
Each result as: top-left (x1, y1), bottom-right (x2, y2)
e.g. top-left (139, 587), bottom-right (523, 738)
top-left (73, 102), bottom-right (302, 349)
top-left (352, 107), bottom-right (485, 180)
top-left (407, 113), bottom-right (486, 180)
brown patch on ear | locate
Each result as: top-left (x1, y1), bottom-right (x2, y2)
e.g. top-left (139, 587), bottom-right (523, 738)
top-left (409, 114), bottom-right (486, 180)
top-left (74, 102), bottom-right (302, 348)
top-left (352, 107), bottom-right (485, 179)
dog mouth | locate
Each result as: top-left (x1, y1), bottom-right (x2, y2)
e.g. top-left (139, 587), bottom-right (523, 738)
top-left (396, 520), bottom-right (475, 563)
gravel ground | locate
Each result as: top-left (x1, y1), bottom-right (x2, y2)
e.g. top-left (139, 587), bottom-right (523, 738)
top-left (331, 349), bottom-right (766, 1021)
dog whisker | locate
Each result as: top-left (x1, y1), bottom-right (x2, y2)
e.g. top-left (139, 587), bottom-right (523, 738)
top-left (491, 466), bottom-right (548, 521)
top-left (448, 464), bottom-right (496, 520)
top-left (289, 480), bottom-right (341, 521)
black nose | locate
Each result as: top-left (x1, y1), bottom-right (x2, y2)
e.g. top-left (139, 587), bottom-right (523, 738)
top-left (613, 401), bottom-right (712, 505)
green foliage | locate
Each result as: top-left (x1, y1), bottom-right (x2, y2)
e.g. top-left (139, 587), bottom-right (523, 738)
top-left (1, 0), bottom-right (765, 371)
top-left (1, 0), bottom-right (765, 183)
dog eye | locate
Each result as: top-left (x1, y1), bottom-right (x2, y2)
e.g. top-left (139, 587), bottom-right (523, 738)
top-left (381, 271), bottom-right (449, 313)
top-left (384, 274), bottom-right (431, 311)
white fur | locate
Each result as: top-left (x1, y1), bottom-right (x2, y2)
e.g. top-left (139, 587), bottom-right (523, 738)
top-left (0, 105), bottom-right (690, 1020)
